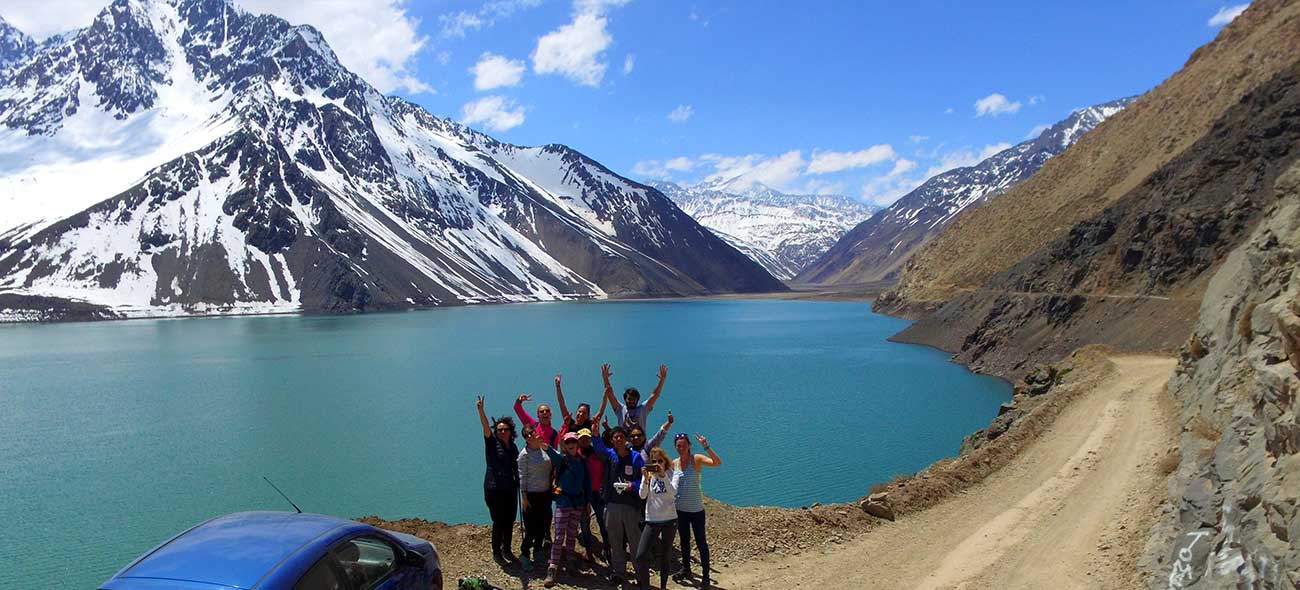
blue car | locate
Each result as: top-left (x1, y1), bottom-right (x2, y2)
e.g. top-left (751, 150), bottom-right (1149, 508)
top-left (99, 511), bottom-right (442, 590)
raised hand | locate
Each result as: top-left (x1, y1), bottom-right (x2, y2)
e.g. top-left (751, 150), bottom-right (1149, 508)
top-left (554, 374), bottom-right (562, 388)
top-left (658, 364), bottom-right (668, 381)
top-left (695, 434), bottom-right (709, 448)
top-left (602, 363), bottom-right (614, 380)
top-left (601, 417), bottom-right (610, 431)
top-left (476, 395), bottom-right (485, 411)
top-left (667, 410), bottom-right (675, 426)
top-left (517, 393), bottom-right (532, 403)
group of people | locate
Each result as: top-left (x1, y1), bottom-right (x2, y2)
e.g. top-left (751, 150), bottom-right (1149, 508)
top-left (476, 363), bottom-right (721, 590)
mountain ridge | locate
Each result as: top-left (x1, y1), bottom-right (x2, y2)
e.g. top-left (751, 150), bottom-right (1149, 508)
top-left (797, 96), bottom-right (1134, 286)
top-left (0, 0), bottom-right (783, 321)
top-left (651, 179), bottom-right (877, 280)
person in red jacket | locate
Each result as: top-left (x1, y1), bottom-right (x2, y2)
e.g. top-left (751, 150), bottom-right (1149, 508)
top-left (514, 393), bottom-right (558, 447)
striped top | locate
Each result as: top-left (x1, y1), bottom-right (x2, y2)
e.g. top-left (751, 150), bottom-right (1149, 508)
top-left (675, 464), bottom-right (705, 513)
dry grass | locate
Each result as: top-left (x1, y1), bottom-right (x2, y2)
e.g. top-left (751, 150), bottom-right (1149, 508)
top-left (1188, 333), bottom-right (1208, 360)
top-left (1188, 415), bottom-right (1222, 442)
top-left (1237, 301), bottom-right (1258, 341)
top-left (869, 472), bottom-right (915, 495)
top-left (1157, 449), bottom-right (1182, 475)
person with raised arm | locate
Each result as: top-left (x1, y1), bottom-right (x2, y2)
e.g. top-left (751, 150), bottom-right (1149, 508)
top-left (671, 433), bottom-right (722, 589)
top-left (590, 419), bottom-right (645, 585)
top-left (517, 422), bottom-right (558, 571)
top-left (601, 363), bottom-right (667, 431)
top-left (555, 373), bottom-right (607, 439)
top-left (514, 392), bottom-right (559, 448)
top-left (635, 447), bottom-right (680, 590)
top-left (477, 395), bottom-right (520, 563)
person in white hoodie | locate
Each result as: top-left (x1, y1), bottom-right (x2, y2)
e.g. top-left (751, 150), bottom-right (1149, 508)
top-left (635, 447), bottom-right (679, 590)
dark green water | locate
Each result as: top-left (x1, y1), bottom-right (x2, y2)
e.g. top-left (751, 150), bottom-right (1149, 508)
top-left (0, 299), bottom-right (1009, 588)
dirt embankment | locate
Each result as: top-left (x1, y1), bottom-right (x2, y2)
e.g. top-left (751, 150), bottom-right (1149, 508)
top-left (365, 350), bottom-right (1176, 589)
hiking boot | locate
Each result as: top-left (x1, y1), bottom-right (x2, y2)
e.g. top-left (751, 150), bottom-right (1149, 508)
top-left (543, 565), bottom-right (558, 588)
top-left (671, 568), bottom-right (691, 583)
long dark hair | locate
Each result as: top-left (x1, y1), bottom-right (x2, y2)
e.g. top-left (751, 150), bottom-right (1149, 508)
top-left (492, 416), bottom-right (517, 439)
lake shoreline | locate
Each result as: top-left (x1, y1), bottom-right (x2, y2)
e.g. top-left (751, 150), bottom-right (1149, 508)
top-left (364, 348), bottom-right (1120, 589)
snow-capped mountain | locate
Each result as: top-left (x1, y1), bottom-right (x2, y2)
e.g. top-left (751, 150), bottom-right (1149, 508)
top-left (650, 180), bottom-right (878, 280)
top-left (0, 16), bottom-right (34, 73)
top-left (0, 0), bottom-right (783, 321)
top-left (797, 96), bottom-right (1135, 285)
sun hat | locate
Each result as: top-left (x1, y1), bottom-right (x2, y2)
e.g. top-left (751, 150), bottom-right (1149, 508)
top-left (576, 428), bottom-right (592, 438)
top-left (563, 432), bottom-right (580, 442)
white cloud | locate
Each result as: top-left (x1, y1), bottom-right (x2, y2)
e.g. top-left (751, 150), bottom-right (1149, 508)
top-left (974, 93), bottom-right (1021, 117)
top-left (701, 151), bottom-right (807, 191)
top-left (1025, 123), bottom-right (1051, 139)
top-left (909, 135), bottom-right (930, 144)
top-left (1208, 4), bottom-right (1249, 26)
top-left (623, 54), bottom-right (636, 75)
top-left (667, 104), bottom-right (694, 122)
top-left (1027, 95), bottom-right (1045, 106)
top-left (924, 143), bottom-right (1012, 177)
top-left (470, 53), bottom-right (526, 91)
top-left (532, 11), bottom-right (614, 87)
top-left (807, 145), bottom-right (896, 174)
top-left (861, 158), bottom-right (921, 205)
top-left (239, 0), bottom-right (432, 94)
top-left (440, 0), bottom-right (544, 38)
top-left (801, 179), bottom-right (848, 195)
top-left (632, 156), bottom-right (694, 179)
top-left (665, 156), bottom-right (695, 171)
top-left (461, 95), bottom-right (526, 132)
top-left (944, 107), bottom-right (955, 115)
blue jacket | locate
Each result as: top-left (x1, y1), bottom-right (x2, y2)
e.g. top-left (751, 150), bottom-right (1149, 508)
top-left (592, 434), bottom-right (644, 506)
top-left (554, 452), bottom-right (592, 508)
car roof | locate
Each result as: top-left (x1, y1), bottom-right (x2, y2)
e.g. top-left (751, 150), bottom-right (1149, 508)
top-left (109, 511), bottom-right (367, 589)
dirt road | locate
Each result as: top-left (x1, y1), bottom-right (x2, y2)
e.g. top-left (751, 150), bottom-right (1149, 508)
top-left (724, 356), bottom-right (1177, 590)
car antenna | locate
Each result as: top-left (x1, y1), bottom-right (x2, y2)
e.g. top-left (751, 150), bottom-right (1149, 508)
top-left (263, 477), bottom-right (303, 514)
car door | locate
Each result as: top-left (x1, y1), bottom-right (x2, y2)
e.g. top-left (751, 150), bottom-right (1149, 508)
top-left (330, 535), bottom-right (423, 590)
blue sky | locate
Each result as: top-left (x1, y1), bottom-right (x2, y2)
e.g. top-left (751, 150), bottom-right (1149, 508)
top-left (0, 0), bottom-right (1252, 204)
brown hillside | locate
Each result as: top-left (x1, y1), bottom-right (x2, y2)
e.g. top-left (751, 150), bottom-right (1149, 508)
top-left (879, 0), bottom-right (1300, 315)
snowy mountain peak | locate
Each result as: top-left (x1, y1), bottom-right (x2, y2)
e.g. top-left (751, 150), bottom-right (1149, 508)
top-left (0, 15), bottom-right (35, 73)
top-left (651, 180), bottom-right (877, 280)
top-left (798, 96), bottom-right (1135, 285)
top-left (0, 0), bottom-right (781, 320)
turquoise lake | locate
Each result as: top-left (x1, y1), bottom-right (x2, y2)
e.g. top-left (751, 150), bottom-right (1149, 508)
top-left (0, 299), bottom-right (1010, 588)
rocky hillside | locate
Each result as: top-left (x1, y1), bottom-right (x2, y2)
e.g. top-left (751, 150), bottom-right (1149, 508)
top-left (878, 0), bottom-right (1300, 317)
top-left (1144, 161), bottom-right (1300, 589)
top-left (652, 180), bottom-right (877, 280)
top-left (0, 16), bottom-right (33, 73)
top-left (888, 55), bottom-right (1300, 377)
top-left (797, 97), bottom-right (1132, 285)
top-left (0, 0), bottom-right (782, 321)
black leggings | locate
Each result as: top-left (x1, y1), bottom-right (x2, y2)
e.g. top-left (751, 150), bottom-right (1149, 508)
top-left (484, 488), bottom-right (518, 553)
top-left (521, 491), bottom-right (554, 558)
top-left (676, 509), bottom-right (710, 578)
top-left (635, 520), bottom-right (676, 590)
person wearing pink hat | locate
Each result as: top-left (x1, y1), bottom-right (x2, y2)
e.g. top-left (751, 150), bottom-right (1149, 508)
top-left (546, 431), bottom-right (592, 587)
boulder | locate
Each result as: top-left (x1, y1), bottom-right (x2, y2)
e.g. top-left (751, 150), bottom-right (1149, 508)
top-left (1023, 365), bottom-right (1059, 396)
top-left (860, 493), bottom-right (895, 521)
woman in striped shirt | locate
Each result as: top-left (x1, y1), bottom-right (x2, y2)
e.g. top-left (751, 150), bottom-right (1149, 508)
top-left (672, 432), bottom-right (722, 590)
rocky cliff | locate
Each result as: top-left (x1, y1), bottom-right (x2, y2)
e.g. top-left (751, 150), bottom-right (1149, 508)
top-left (1144, 161), bottom-right (1300, 589)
